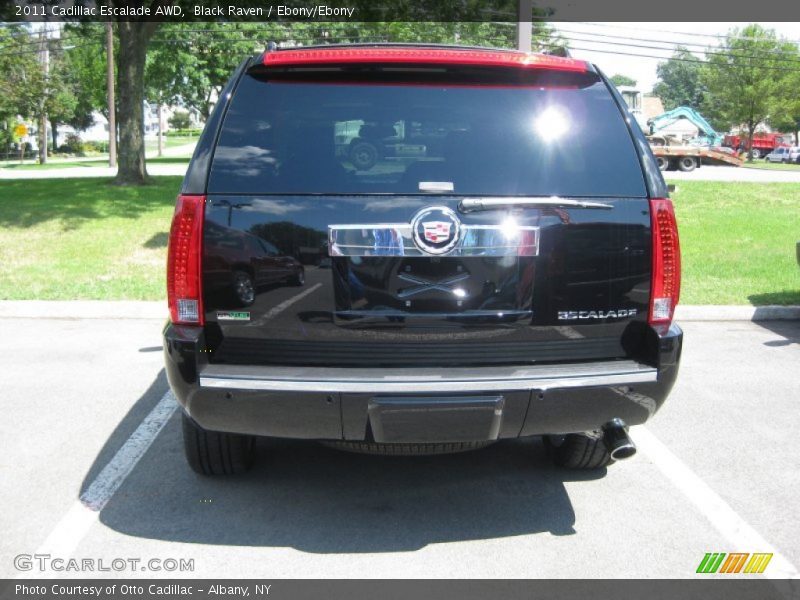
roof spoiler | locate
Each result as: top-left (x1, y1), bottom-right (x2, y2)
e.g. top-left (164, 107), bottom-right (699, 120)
top-left (258, 44), bottom-right (588, 72)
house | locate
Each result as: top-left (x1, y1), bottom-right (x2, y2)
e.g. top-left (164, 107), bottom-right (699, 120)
top-left (48, 102), bottom-right (204, 147)
top-left (642, 95), bottom-right (664, 122)
top-left (143, 102), bottom-right (203, 138)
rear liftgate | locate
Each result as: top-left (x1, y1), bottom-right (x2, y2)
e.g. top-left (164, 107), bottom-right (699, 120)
top-left (330, 200), bottom-right (574, 443)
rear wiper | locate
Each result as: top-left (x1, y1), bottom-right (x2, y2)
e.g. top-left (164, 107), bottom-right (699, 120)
top-left (459, 197), bottom-right (614, 213)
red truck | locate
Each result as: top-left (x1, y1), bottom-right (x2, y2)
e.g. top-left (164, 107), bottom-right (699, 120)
top-left (723, 132), bottom-right (793, 159)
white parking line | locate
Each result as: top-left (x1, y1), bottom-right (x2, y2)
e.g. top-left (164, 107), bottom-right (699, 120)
top-left (637, 426), bottom-right (800, 579)
top-left (80, 391), bottom-right (177, 512)
top-left (247, 283), bottom-right (322, 326)
top-left (19, 391), bottom-right (177, 577)
top-left (263, 283), bottom-right (322, 320)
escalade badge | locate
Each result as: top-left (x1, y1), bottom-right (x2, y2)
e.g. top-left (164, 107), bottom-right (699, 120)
top-left (411, 206), bottom-right (461, 255)
top-left (558, 309), bottom-right (638, 320)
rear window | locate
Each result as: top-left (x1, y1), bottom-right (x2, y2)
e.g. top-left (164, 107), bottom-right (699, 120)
top-left (208, 65), bottom-right (646, 197)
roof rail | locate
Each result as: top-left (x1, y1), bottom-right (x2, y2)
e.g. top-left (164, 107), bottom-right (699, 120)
top-left (265, 42), bottom-right (525, 54)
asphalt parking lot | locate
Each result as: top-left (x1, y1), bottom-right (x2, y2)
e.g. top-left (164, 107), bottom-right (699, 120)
top-left (2, 309), bottom-right (799, 580)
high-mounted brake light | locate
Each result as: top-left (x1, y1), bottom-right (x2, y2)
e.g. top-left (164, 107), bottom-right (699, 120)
top-left (167, 194), bottom-right (205, 325)
top-left (649, 198), bottom-right (681, 334)
top-left (263, 47), bottom-right (588, 72)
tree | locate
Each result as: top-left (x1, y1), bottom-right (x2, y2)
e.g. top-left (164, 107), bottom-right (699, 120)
top-left (610, 74), bottom-right (637, 87)
top-left (653, 47), bottom-right (706, 112)
top-left (114, 17), bottom-right (164, 185)
top-left (0, 26), bottom-right (40, 120)
top-left (0, 26), bottom-right (76, 162)
top-left (767, 67), bottom-right (800, 144)
top-left (148, 22), bottom-right (276, 122)
top-left (115, 10), bottom-right (268, 183)
top-left (61, 24), bottom-right (110, 130)
top-left (44, 71), bottom-right (79, 151)
top-left (0, 26), bottom-right (38, 156)
top-left (702, 24), bottom-right (797, 160)
top-left (145, 28), bottom-right (200, 157)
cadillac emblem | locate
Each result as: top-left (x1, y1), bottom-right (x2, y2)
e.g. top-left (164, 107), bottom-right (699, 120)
top-left (411, 206), bottom-right (461, 255)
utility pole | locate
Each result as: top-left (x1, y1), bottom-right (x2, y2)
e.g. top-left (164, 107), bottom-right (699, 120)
top-left (157, 103), bottom-right (164, 157)
top-left (516, 0), bottom-right (533, 52)
top-left (38, 27), bottom-right (49, 164)
top-left (106, 22), bottom-right (117, 168)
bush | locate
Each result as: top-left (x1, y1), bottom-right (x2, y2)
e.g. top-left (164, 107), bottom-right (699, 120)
top-left (168, 110), bottom-right (192, 130)
top-left (59, 133), bottom-right (86, 156)
top-left (165, 128), bottom-right (202, 137)
top-left (83, 140), bottom-right (109, 154)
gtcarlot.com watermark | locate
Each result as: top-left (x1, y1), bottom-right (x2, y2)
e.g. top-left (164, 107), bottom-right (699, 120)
top-left (14, 553), bottom-right (194, 573)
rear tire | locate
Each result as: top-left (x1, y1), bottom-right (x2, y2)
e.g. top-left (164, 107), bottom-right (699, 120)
top-left (321, 440), bottom-right (493, 456)
top-left (349, 141), bottom-right (378, 170)
top-left (181, 412), bottom-right (256, 476)
top-left (751, 148), bottom-right (761, 159)
top-left (656, 156), bottom-right (669, 171)
top-left (678, 156), bottom-right (697, 172)
top-left (232, 270), bottom-right (255, 306)
top-left (545, 432), bottom-right (611, 469)
top-left (289, 269), bottom-right (305, 286)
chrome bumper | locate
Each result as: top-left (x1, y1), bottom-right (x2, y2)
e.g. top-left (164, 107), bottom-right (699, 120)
top-left (199, 360), bottom-right (657, 394)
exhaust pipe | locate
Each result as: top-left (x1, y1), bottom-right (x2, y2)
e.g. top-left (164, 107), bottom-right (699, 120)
top-left (602, 418), bottom-right (637, 461)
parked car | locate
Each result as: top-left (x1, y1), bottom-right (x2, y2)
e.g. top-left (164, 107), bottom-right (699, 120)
top-left (165, 45), bottom-right (682, 476)
top-left (334, 119), bottom-right (442, 170)
top-left (789, 146), bottom-right (800, 164)
top-left (765, 146), bottom-right (793, 163)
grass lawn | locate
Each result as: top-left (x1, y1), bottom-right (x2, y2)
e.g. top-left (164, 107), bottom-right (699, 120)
top-left (144, 136), bottom-right (198, 152)
top-left (666, 180), bottom-right (800, 305)
top-left (0, 177), bottom-right (181, 300)
top-left (0, 178), bottom-right (797, 304)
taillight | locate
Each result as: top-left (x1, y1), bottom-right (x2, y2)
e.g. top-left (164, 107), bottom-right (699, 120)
top-left (648, 198), bottom-right (681, 334)
top-left (167, 194), bottom-right (205, 325)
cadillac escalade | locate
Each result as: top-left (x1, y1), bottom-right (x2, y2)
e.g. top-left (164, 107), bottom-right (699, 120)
top-left (164, 45), bottom-right (683, 475)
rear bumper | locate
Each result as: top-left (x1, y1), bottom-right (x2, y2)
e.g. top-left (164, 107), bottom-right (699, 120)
top-left (164, 323), bottom-right (682, 442)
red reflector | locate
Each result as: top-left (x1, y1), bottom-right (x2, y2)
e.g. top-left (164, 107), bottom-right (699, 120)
top-left (263, 47), bottom-right (587, 72)
top-left (167, 195), bottom-right (205, 325)
top-left (649, 198), bottom-right (681, 334)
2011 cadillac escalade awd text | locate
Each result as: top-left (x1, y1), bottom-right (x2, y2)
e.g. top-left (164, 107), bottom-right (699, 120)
top-left (163, 45), bottom-right (683, 475)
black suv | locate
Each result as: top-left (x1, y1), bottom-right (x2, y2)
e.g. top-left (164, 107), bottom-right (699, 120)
top-left (164, 45), bottom-right (682, 475)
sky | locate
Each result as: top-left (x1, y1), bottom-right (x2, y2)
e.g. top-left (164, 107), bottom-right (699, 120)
top-left (551, 22), bottom-right (800, 92)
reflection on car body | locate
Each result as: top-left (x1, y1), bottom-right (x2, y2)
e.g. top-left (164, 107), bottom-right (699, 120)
top-left (204, 220), bottom-right (304, 307)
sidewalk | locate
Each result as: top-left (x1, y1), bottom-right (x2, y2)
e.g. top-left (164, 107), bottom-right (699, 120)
top-left (0, 162), bottom-right (189, 179)
top-left (0, 143), bottom-right (195, 179)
